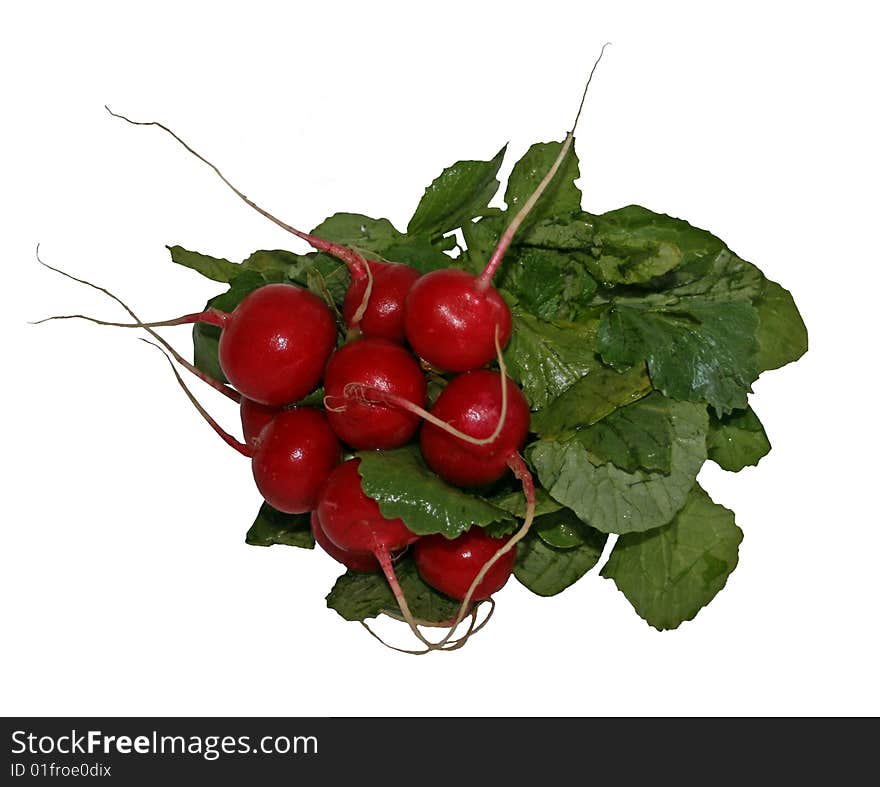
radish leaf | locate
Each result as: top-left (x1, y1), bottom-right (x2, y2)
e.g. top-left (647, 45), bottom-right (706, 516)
top-left (515, 513), bottom-right (607, 596)
top-left (707, 406), bottom-right (771, 471)
top-left (529, 397), bottom-right (708, 534)
top-left (326, 558), bottom-right (459, 623)
top-left (246, 503), bottom-right (314, 549)
top-left (357, 446), bottom-right (513, 538)
top-left (601, 484), bottom-right (742, 630)
top-left (754, 279), bottom-right (808, 372)
top-left (407, 145), bottom-right (506, 237)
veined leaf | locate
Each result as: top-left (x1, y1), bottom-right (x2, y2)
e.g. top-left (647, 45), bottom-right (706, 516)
top-left (357, 446), bottom-right (512, 538)
top-left (707, 406), bottom-right (771, 471)
top-left (407, 145), bottom-right (506, 237)
top-left (529, 396), bottom-right (708, 534)
top-left (601, 484), bottom-right (742, 630)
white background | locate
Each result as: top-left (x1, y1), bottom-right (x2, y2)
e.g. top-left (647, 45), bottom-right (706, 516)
top-left (3, 1), bottom-right (878, 716)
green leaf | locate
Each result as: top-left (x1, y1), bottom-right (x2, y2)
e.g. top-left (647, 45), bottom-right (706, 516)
top-left (286, 252), bottom-right (349, 305)
top-left (530, 362), bottom-right (652, 439)
top-left (192, 270), bottom-right (266, 381)
top-left (245, 503), bottom-right (314, 549)
top-left (407, 145), bottom-right (506, 237)
top-left (597, 241), bottom-right (763, 416)
top-left (503, 310), bottom-right (599, 410)
top-left (505, 141), bottom-right (582, 228)
top-left (529, 396), bottom-right (708, 534)
top-left (326, 570), bottom-right (393, 622)
top-left (515, 514), bottom-right (607, 596)
top-left (583, 206), bottom-right (724, 285)
top-left (326, 558), bottom-right (460, 623)
top-left (241, 249), bottom-right (301, 280)
top-left (460, 210), bottom-right (506, 273)
top-left (496, 247), bottom-right (597, 321)
top-left (533, 507), bottom-right (598, 549)
top-left (601, 484), bottom-right (743, 630)
top-left (514, 212), bottom-right (595, 250)
top-left (707, 406), bottom-right (771, 471)
top-left (381, 238), bottom-right (455, 274)
top-left (754, 279), bottom-right (808, 372)
top-left (489, 487), bottom-right (562, 519)
top-left (356, 446), bottom-right (513, 538)
top-left (168, 245), bottom-right (241, 283)
top-left (573, 391), bottom-right (676, 473)
top-left (310, 213), bottom-right (402, 253)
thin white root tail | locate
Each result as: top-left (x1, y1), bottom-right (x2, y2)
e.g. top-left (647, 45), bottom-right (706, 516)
top-left (139, 339), bottom-right (251, 458)
top-left (35, 248), bottom-right (240, 402)
top-left (477, 42), bottom-right (610, 289)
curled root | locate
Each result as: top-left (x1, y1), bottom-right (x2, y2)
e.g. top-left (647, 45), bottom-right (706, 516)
top-left (349, 255), bottom-right (374, 330)
top-left (360, 598), bottom-right (496, 655)
top-left (321, 394), bottom-right (349, 414)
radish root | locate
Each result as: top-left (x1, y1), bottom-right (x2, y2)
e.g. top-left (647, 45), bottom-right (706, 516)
top-left (360, 598), bottom-right (495, 655)
top-left (432, 451), bottom-right (535, 650)
top-left (105, 107), bottom-right (370, 280)
top-left (373, 543), bottom-right (434, 648)
top-left (35, 249), bottom-right (240, 402)
top-left (33, 309), bottom-right (229, 330)
top-left (477, 42), bottom-right (610, 290)
top-left (139, 339), bottom-right (251, 457)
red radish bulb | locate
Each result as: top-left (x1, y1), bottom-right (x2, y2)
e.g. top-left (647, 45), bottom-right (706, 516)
top-left (240, 397), bottom-right (280, 447)
top-left (343, 260), bottom-right (420, 342)
top-left (415, 529), bottom-right (516, 600)
top-left (251, 408), bottom-right (340, 514)
top-left (420, 370), bottom-right (530, 487)
top-left (217, 284), bottom-right (336, 407)
top-left (311, 512), bottom-right (378, 573)
top-left (324, 338), bottom-right (426, 449)
top-left (404, 269), bottom-right (512, 372)
top-left (317, 459), bottom-right (419, 556)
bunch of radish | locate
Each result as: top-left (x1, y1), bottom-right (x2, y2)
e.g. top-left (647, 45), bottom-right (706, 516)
top-left (42, 46), bottom-right (807, 646)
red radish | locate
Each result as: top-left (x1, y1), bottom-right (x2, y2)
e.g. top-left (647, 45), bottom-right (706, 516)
top-left (251, 408), bottom-right (341, 514)
top-left (317, 459), bottom-right (430, 643)
top-left (342, 260), bottom-right (421, 342)
top-left (217, 284), bottom-right (336, 406)
top-left (311, 512), bottom-right (379, 573)
top-left (44, 282), bottom-right (337, 407)
top-left (415, 529), bottom-right (516, 601)
top-left (106, 109), bottom-right (419, 340)
top-left (404, 270), bottom-right (512, 372)
top-left (317, 459), bottom-right (419, 557)
top-left (323, 338), bottom-right (426, 449)
top-left (403, 47), bottom-right (610, 372)
top-left (240, 397), bottom-right (280, 448)
top-left (420, 370), bottom-right (530, 488)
